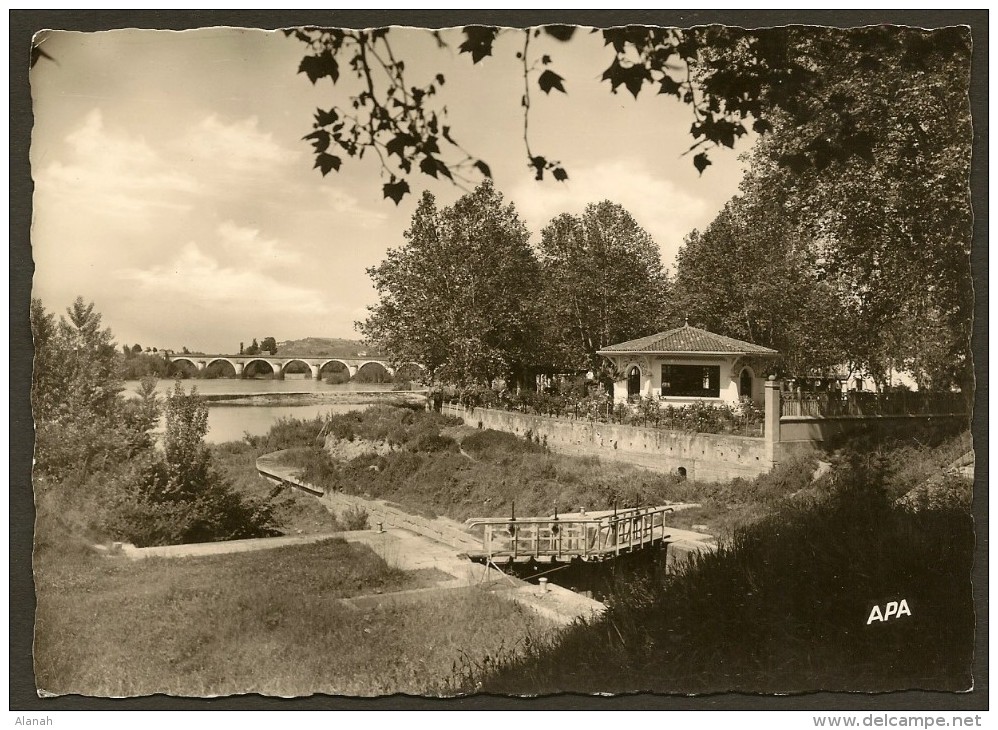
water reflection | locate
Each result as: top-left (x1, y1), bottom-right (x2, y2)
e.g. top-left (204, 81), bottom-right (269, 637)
top-left (126, 377), bottom-right (398, 444)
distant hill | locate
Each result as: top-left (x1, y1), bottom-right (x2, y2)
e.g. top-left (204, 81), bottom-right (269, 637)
top-left (275, 337), bottom-right (385, 358)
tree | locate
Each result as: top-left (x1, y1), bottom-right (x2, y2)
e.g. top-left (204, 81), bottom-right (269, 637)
top-left (260, 337), bottom-right (278, 355)
top-left (288, 25), bottom-right (969, 203)
top-left (245, 338), bottom-right (260, 356)
top-left (162, 382), bottom-right (212, 497)
top-left (715, 28), bottom-right (973, 389)
top-left (672, 194), bottom-right (849, 377)
top-left (31, 297), bottom-right (151, 484)
top-left (360, 180), bottom-right (541, 385)
top-left (536, 201), bottom-right (670, 372)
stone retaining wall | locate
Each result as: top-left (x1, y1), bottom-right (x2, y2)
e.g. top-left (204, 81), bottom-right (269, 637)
top-left (442, 404), bottom-right (771, 482)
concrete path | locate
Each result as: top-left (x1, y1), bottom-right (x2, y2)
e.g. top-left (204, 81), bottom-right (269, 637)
top-left (120, 532), bottom-right (344, 559)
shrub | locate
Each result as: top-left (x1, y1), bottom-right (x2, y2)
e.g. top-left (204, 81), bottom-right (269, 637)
top-left (323, 369), bottom-right (351, 385)
top-left (337, 505), bottom-right (369, 531)
top-left (406, 431), bottom-right (458, 454)
top-left (462, 429), bottom-right (545, 461)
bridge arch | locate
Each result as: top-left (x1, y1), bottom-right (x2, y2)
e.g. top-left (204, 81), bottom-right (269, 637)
top-left (168, 356), bottom-right (198, 369)
top-left (317, 359), bottom-right (354, 383)
top-left (166, 357), bottom-right (199, 378)
top-left (354, 360), bottom-right (394, 383)
top-left (205, 357), bottom-right (236, 370)
top-left (204, 358), bottom-right (238, 378)
top-left (242, 358), bottom-right (277, 378)
top-left (280, 358), bottom-right (314, 378)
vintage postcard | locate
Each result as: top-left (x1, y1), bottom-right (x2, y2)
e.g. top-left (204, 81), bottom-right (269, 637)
top-left (20, 12), bottom-right (981, 707)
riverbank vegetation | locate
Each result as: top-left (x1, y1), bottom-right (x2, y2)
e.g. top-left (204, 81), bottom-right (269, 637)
top-left (258, 406), bottom-right (973, 692)
top-left (465, 463), bottom-right (974, 693)
top-left (31, 298), bottom-right (281, 549)
top-left (34, 536), bottom-right (552, 696)
top-left (270, 404), bottom-right (972, 539)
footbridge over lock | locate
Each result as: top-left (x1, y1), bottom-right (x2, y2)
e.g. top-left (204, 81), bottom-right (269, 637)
top-left (465, 505), bottom-right (677, 567)
top-left (167, 354), bottom-right (424, 380)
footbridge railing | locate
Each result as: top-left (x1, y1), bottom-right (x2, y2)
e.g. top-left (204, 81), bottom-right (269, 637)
top-left (467, 506), bottom-right (673, 563)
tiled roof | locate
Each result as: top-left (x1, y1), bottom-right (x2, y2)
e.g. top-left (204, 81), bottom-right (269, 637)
top-left (597, 324), bottom-right (779, 356)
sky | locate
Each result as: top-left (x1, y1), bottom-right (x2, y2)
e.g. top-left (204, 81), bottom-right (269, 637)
top-left (30, 25), bottom-right (754, 354)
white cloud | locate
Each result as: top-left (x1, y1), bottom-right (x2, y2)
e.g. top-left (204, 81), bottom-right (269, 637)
top-left (186, 114), bottom-right (297, 173)
top-left (36, 109), bottom-right (200, 220)
top-left (509, 159), bottom-right (712, 270)
top-left (115, 241), bottom-right (325, 313)
top-left (217, 221), bottom-right (301, 268)
top-left (322, 188), bottom-right (390, 229)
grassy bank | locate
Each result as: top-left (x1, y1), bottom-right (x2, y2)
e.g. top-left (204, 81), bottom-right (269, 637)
top-left (34, 537), bottom-right (553, 697)
top-left (275, 404), bottom-right (972, 538)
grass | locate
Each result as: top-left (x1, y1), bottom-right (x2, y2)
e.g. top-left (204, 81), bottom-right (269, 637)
top-left (34, 537), bottom-right (553, 697)
top-left (211, 441), bottom-right (341, 535)
top-left (275, 406), bottom-right (972, 541)
top-left (277, 408), bottom-right (821, 537)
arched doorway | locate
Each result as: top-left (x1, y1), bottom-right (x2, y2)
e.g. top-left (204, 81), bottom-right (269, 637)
top-left (627, 366), bottom-right (641, 399)
top-left (739, 367), bottom-right (753, 399)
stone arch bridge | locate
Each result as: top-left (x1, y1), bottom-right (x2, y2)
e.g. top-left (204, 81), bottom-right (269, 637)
top-left (167, 354), bottom-right (422, 380)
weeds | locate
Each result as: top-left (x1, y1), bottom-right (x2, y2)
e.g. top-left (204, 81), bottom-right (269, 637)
top-left (469, 465), bottom-right (974, 694)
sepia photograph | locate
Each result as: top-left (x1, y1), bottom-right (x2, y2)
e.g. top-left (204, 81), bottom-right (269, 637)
top-left (14, 10), bottom-right (985, 708)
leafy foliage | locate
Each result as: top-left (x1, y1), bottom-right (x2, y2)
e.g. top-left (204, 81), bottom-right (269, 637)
top-left (359, 181), bottom-right (540, 385)
top-left (673, 194), bottom-right (849, 378)
top-left (536, 201), bottom-right (670, 373)
top-left (288, 25), bottom-right (968, 203)
top-left (671, 26), bottom-right (973, 389)
top-left (31, 298), bottom-right (278, 547)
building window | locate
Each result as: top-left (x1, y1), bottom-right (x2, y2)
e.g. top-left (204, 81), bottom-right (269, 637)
top-left (661, 364), bottom-right (721, 398)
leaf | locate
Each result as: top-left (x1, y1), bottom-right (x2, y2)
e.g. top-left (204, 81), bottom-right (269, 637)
top-left (298, 50), bottom-right (339, 84)
top-left (474, 160), bottom-right (493, 178)
top-left (538, 70), bottom-right (567, 95)
top-left (303, 130), bottom-right (330, 154)
top-left (314, 153), bottom-right (342, 176)
top-left (530, 155), bottom-right (547, 175)
top-left (544, 25), bottom-right (576, 42)
top-left (420, 156), bottom-right (442, 179)
top-left (752, 118), bottom-right (773, 135)
top-left (386, 133), bottom-right (415, 159)
top-left (658, 75), bottom-right (682, 98)
top-left (693, 152), bottom-right (712, 175)
top-left (314, 107), bottom-right (338, 127)
top-left (458, 26), bottom-right (498, 64)
top-left (383, 179), bottom-right (411, 205)
top-left (601, 58), bottom-right (649, 98)
top-left (552, 167), bottom-right (569, 182)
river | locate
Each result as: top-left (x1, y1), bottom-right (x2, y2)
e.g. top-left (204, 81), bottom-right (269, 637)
top-left (124, 377), bottom-right (401, 444)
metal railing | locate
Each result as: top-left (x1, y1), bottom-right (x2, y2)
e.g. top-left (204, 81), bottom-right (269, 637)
top-left (468, 506), bottom-right (673, 561)
top-left (780, 391), bottom-right (968, 418)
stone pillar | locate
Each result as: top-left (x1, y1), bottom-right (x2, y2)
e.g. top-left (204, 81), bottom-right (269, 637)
top-left (196, 361), bottom-right (206, 372)
top-left (271, 362), bottom-right (284, 379)
top-left (310, 364), bottom-right (320, 380)
top-left (235, 362), bottom-right (244, 376)
top-left (764, 376), bottom-right (781, 464)
top-left (347, 365), bottom-right (358, 378)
